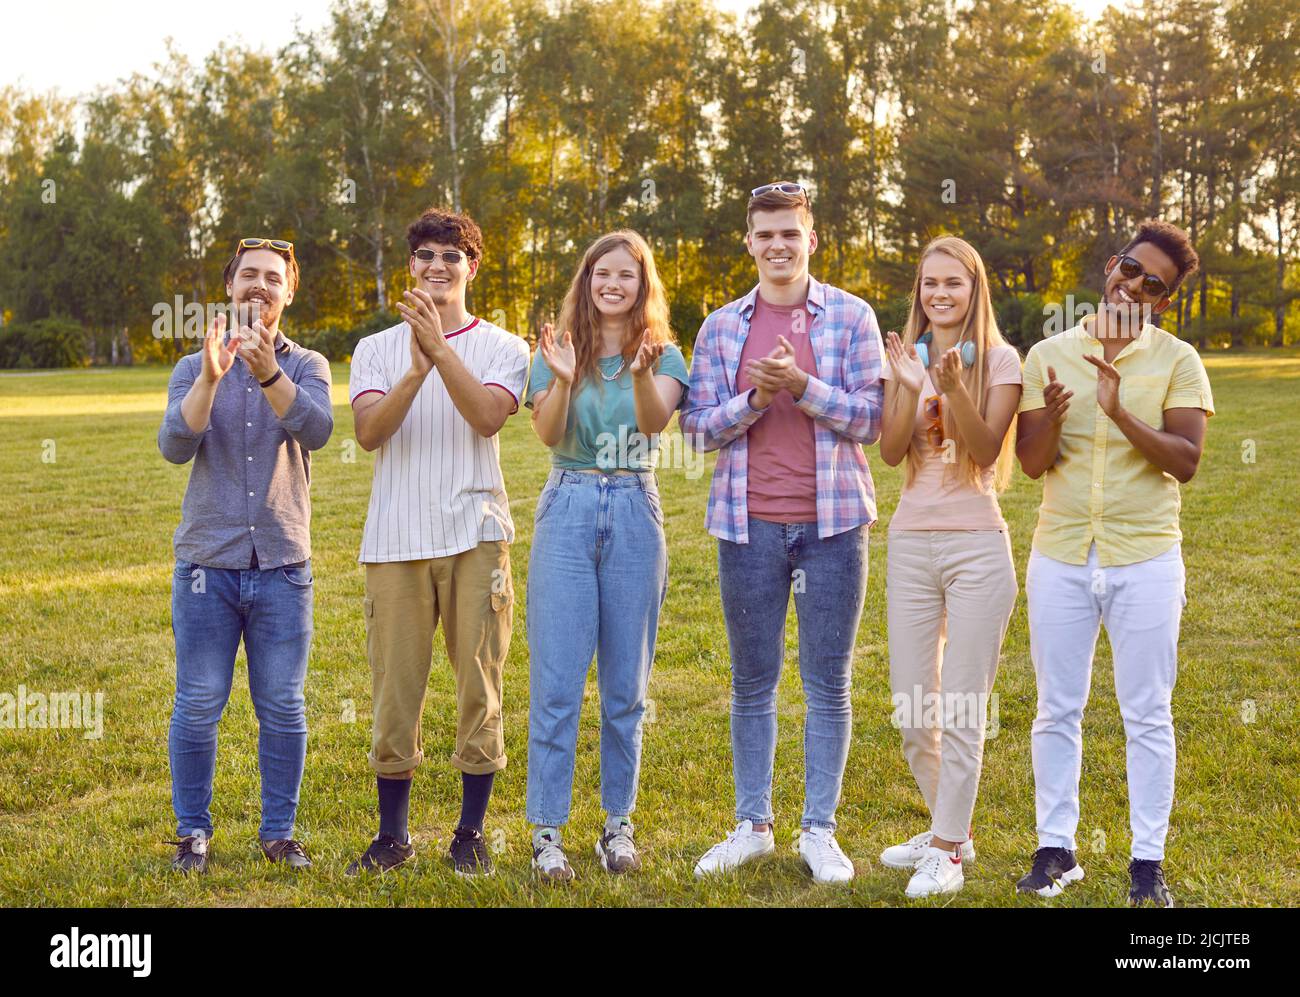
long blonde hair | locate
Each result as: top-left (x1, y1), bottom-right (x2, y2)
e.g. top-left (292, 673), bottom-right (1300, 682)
top-left (556, 230), bottom-right (672, 387)
top-left (896, 236), bottom-right (1017, 491)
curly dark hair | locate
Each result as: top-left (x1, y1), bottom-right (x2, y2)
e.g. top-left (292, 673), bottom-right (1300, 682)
top-left (406, 207), bottom-right (484, 260)
top-left (1119, 219), bottom-right (1200, 295)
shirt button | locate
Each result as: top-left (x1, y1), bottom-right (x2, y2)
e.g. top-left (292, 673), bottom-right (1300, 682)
top-left (248, 491), bottom-right (254, 497)
top-left (246, 421), bottom-right (252, 427)
top-left (247, 456), bottom-right (253, 461)
top-left (249, 525), bottom-right (256, 531)
top-left (247, 387), bottom-right (252, 393)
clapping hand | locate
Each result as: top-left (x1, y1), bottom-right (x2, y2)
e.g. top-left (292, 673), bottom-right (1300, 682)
top-left (933, 347), bottom-right (965, 395)
top-left (746, 335), bottom-right (808, 403)
top-left (539, 322), bottom-right (577, 386)
top-left (884, 331), bottom-right (925, 394)
top-left (1043, 364), bottom-right (1073, 424)
top-left (630, 329), bottom-right (665, 380)
top-left (398, 288), bottom-right (449, 366)
top-left (1083, 353), bottom-right (1121, 418)
top-left (201, 313), bottom-right (239, 384)
top-left (238, 320), bottom-right (279, 383)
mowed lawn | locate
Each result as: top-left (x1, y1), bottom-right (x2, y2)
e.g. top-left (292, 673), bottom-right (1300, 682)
top-left (0, 351), bottom-right (1296, 908)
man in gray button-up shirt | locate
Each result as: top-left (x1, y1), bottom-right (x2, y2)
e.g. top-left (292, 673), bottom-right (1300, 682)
top-left (158, 239), bottom-right (332, 874)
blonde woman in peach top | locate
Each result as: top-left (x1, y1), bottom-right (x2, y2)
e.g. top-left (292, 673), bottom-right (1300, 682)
top-left (877, 236), bottom-right (1022, 898)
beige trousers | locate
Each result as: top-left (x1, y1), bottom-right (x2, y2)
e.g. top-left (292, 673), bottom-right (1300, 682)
top-left (886, 530), bottom-right (1017, 842)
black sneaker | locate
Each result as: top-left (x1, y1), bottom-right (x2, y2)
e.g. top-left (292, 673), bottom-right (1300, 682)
top-left (448, 826), bottom-right (494, 876)
top-left (260, 838), bottom-right (313, 869)
top-left (167, 831), bottom-right (210, 875)
top-left (346, 833), bottom-right (414, 875)
top-left (1016, 846), bottom-right (1085, 897)
top-left (1128, 859), bottom-right (1174, 907)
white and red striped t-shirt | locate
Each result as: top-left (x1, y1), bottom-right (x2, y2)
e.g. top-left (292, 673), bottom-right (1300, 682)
top-left (348, 317), bottom-right (530, 563)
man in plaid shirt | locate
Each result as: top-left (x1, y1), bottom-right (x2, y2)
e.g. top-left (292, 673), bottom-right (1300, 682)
top-left (686, 183), bottom-right (884, 884)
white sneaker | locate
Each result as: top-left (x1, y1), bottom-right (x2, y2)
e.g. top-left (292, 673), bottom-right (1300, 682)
top-left (595, 819), bottom-right (641, 874)
top-left (798, 827), bottom-right (855, 884)
top-left (531, 828), bottom-right (574, 883)
top-left (880, 830), bottom-right (976, 869)
top-left (693, 820), bottom-right (775, 877)
top-left (906, 845), bottom-right (965, 897)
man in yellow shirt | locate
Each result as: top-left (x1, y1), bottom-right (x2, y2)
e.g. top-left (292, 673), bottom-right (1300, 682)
top-left (1014, 220), bottom-right (1214, 907)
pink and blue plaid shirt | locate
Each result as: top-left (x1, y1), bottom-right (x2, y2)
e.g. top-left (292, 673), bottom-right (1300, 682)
top-left (682, 276), bottom-right (885, 544)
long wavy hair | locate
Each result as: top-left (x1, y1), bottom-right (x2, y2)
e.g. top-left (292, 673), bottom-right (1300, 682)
top-left (896, 236), bottom-right (1018, 491)
top-left (556, 230), bottom-right (673, 388)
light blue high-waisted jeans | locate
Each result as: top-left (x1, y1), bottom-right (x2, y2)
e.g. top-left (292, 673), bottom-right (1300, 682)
top-left (525, 469), bottom-right (668, 826)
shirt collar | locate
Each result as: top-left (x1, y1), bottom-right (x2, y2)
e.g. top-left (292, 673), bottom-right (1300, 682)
top-left (740, 273), bottom-right (823, 318)
top-left (274, 330), bottom-right (290, 354)
top-left (1077, 315), bottom-right (1155, 352)
top-left (1129, 323), bottom-right (1156, 350)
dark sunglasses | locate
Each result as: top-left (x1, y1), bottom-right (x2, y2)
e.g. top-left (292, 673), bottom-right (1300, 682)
top-left (413, 249), bottom-right (467, 264)
top-left (1115, 255), bottom-right (1171, 299)
top-left (750, 181), bottom-right (809, 199)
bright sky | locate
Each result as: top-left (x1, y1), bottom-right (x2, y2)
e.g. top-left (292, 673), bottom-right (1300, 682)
top-left (4, 0), bottom-right (1115, 99)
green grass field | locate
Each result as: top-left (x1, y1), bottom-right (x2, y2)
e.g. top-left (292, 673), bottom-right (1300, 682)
top-left (1, 353), bottom-right (1297, 907)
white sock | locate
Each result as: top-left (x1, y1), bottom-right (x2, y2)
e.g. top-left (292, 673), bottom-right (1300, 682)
top-left (533, 825), bottom-right (560, 849)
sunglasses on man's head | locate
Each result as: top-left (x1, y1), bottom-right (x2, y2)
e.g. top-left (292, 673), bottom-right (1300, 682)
top-left (750, 181), bottom-right (809, 199)
top-left (413, 249), bottom-right (468, 264)
top-left (1115, 255), bottom-right (1171, 299)
top-left (239, 237), bottom-right (294, 257)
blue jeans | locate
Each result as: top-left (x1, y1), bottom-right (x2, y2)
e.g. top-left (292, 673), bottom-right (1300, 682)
top-left (526, 470), bottom-right (668, 826)
top-left (169, 558), bottom-right (313, 840)
top-left (718, 518), bottom-right (868, 830)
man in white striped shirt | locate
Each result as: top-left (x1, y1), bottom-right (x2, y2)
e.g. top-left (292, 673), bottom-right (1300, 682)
top-left (345, 208), bottom-right (529, 876)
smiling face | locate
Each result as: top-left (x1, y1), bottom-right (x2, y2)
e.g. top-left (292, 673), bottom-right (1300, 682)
top-left (588, 245), bottom-right (641, 320)
top-left (226, 248), bottom-right (294, 329)
top-left (1102, 240), bottom-right (1178, 327)
top-left (409, 239), bottom-right (478, 309)
top-left (746, 208), bottom-right (817, 287)
top-left (919, 252), bottom-right (973, 333)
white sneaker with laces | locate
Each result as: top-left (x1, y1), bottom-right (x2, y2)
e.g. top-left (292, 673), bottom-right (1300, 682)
top-left (595, 818), bottom-right (641, 874)
top-left (693, 820), bottom-right (775, 877)
top-left (798, 827), bottom-right (855, 884)
top-left (880, 830), bottom-right (976, 869)
top-left (906, 845), bottom-right (965, 897)
top-left (532, 828), bottom-right (574, 883)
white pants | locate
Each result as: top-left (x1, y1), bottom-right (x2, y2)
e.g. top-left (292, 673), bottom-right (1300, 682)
top-left (1026, 543), bottom-right (1186, 860)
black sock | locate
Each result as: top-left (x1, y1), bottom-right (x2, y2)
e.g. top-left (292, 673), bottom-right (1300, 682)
top-left (457, 772), bottom-right (495, 832)
top-left (377, 776), bottom-right (411, 843)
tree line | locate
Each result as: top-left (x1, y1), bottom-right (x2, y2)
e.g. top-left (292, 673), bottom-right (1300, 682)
top-left (0, 0), bottom-right (1296, 367)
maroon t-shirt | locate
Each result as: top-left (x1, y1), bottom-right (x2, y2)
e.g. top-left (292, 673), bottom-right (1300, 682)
top-left (735, 293), bottom-right (819, 522)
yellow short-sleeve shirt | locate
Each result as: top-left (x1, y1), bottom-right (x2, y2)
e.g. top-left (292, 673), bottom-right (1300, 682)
top-left (1019, 320), bottom-right (1214, 566)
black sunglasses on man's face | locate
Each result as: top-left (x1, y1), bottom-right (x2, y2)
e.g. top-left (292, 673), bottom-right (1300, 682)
top-left (1114, 254), bottom-right (1171, 299)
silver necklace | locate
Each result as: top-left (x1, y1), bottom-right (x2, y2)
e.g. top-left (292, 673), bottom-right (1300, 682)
top-left (598, 354), bottom-right (626, 381)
